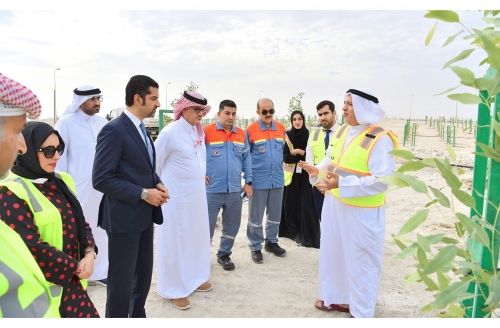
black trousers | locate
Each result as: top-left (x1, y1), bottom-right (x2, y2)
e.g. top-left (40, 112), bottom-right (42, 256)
top-left (105, 221), bottom-right (153, 318)
top-left (311, 186), bottom-right (324, 221)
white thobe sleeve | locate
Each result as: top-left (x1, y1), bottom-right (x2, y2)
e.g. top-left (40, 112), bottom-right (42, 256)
top-left (308, 144), bottom-right (333, 186)
top-left (305, 135), bottom-right (313, 165)
top-left (338, 134), bottom-right (396, 198)
top-left (154, 129), bottom-right (172, 178)
top-left (54, 120), bottom-right (69, 173)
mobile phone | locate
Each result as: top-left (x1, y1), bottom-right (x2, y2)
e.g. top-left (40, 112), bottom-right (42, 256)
top-left (240, 190), bottom-right (248, 201)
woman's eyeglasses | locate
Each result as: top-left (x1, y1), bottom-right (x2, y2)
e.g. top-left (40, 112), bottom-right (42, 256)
top-left (261, 109), bottom-right (275, 115)
top-left (37, 144), bottom-right (65, 159)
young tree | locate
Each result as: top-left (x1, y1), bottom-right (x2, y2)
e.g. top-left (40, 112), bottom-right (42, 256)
top-left (288, 92), bottom-right (304, 115)
top-left (388, 10), bottom-right (500, 318)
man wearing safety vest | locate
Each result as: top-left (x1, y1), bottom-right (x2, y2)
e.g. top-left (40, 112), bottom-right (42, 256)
top-left (245, 98), bottom-right (287, 264)
top-left (205, 99), bottom-right (252, 271)
top-left (305, 100), bottom-right (339, 219)
top-left (299, 89), bottom-right (399, 318)
top-left (0, 72), bottom-right (59, 318)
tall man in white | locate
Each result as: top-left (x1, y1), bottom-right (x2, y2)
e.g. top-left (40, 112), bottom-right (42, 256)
top-left (55, 86), bottom-right (108, 285)
top-left (155, 91), bottom-right (212, 311)
top-left (299, 89), bottom-right (399, 318)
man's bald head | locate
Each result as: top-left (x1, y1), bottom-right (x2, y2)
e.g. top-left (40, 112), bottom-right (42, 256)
top-left (257, 98), bottom-right (274, 110)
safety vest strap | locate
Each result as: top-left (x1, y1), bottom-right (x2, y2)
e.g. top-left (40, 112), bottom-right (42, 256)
top-left (283, 163), bottom-right (295, 173)
top-left (285, 134), bottom-right (294, 151)
top-left (283, 134), bottom-right (296, 186)
top-left (359, 126), bottom-right (385, 150)
top-left (1, 177), bottom-right (43, 213)
top-left (334, 124), bottom-right (348, 139)
top-left (0, 261), bottom-right (51, 318)
top-left (327, 164), bottom-right (371, 178)
top-left (312, 129), bottom-right (321, 142)
top-left (49, 285), bottom-right (62, 299)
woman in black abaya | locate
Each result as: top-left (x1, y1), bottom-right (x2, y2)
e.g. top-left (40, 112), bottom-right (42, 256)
top-left (279, 110), bottom-right (320, 248)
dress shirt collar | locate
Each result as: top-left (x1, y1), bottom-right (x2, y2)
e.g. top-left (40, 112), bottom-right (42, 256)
top-left (124, 108), bottom-right (142, 128)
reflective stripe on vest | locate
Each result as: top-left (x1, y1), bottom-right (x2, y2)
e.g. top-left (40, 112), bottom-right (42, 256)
top-left (328, 125), bottom-right (399, 208)
top-left (1, 172), bottom-right (88, 306)
top-left (0, 220), bottom-right (59, 318)
top-left (0, 261), bottom-right (52, 318)
top-left (309, 129), bottom-right (325, 165)
top-left (283, 134), bottom-right (295, 186)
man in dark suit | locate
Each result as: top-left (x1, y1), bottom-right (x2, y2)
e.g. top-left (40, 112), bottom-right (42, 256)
top-left (92, 75), bottom-right (169, 318)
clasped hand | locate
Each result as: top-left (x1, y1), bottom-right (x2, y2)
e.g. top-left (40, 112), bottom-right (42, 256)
top-left (145, 183), bottom-right (170, 207)
top-left (76, 254), bottom-right (94, 280)
top-left (316, 172), bottom-right (339, 193)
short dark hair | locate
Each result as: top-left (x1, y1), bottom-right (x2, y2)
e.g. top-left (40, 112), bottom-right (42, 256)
top-left (316, 100), bottom-right (335, 113)
top-left (125, 75), bottom-right (159, 107)
top-left (257, 98), bottom-right (274, 110)
top-left (219, 99), bottom-right (237, 111)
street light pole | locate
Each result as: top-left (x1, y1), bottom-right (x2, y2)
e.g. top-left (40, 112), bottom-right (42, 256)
top-left (54, 68), bottom-right (60, 125)
top-left (410, 94), bottom-right (414, 120)
top-left (166, 82), bottom-right (171, 109)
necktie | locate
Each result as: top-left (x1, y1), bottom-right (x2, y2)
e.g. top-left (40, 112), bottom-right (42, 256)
top-left (140, 122), bottom-right (154, 164)
top-left (324, 129), bottom-right (331, 150)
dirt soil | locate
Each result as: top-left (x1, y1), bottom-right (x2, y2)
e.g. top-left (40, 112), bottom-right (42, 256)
top-left (87, 118), bottom-right (477, 318)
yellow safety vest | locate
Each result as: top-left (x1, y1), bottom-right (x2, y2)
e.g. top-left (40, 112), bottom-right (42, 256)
top-left (283, 134), bottom-right (295, 186)
top-left (309, 129), bottom-right (326, 165)
top-left (0, 220), bottom-right (60, 318)
top-left (328, 125), bottom-right (399, 208)
top-left (0, 172), bottom-right (88, 309)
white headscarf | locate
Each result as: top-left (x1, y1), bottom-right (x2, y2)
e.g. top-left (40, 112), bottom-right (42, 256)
top-left (345, 89), bottom-right (385, 126)
top-left (61, 85), bottom-right (102, 117)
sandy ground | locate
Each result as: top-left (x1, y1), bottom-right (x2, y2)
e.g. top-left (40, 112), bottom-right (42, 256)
top-left (86, 118), bottom-right (476, 318)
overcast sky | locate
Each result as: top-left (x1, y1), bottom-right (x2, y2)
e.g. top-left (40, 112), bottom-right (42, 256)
top-left (0, 2), bottom-right (495, 122)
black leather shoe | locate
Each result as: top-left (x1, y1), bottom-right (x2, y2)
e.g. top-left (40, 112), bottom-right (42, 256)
top-left (264, 241), bottom-right (286, 257)
top-left (251, 250), bottom-right (263, 264)
top-left (217, 255), bottom-right (235, 271)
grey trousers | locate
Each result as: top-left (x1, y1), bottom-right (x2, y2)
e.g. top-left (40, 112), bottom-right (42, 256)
top-left (246, 187), bottom-right (284, 251)
top-left (207, 192), bottom-right (242, 258)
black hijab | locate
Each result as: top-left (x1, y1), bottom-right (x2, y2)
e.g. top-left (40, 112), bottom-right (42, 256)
top-left (287, 110), bottom-right (309, 150)
top-left (11, 121), bottom-right (89, 258)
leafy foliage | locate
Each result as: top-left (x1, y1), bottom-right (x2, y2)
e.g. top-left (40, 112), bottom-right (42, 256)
top-left (288, 92), bottom-right (304, 115)
top-left (388, 10), bottom-right (500, 317)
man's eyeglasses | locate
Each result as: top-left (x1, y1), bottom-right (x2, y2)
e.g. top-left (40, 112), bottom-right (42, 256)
top-left (37, 144), bottom-right (65, 159)
top-left (261, 109), bottom-right (275, 115)
top-left (86, 96), bottom-right (103, 103)
top-left (192, 107), bottom-right (204, 114)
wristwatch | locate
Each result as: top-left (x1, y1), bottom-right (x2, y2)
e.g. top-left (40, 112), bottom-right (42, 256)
top-left (84, 249), bottom-right (97, 259)
top-left (246, 182), bottom-right (252, 186)
top-left (141, 188), bottom-right (149, 200)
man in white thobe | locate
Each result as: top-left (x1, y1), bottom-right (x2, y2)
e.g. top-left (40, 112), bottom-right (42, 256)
top-left (154, 91), bottom-right (212, 311)
top-left (299, 89), bottom-right (398, 318)
top-left (55, 85), bottom-right (109, 285)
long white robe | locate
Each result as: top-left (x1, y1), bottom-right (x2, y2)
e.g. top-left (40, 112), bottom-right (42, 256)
top-left (311, 123), bottom-right (396, 318)
top-left (154, 117), bottom-right (211, 299)
top-left (55, 110), bottom-right (109, 281)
